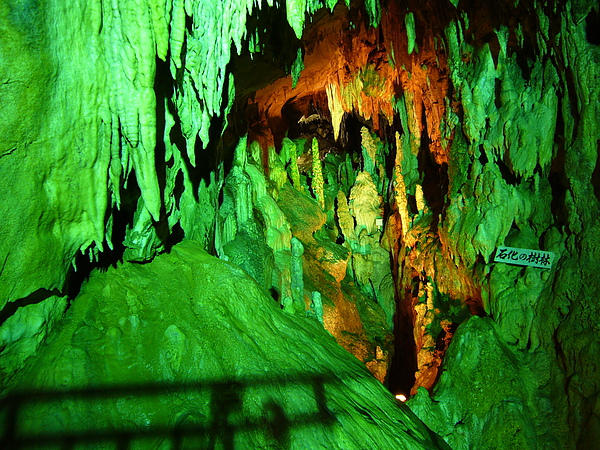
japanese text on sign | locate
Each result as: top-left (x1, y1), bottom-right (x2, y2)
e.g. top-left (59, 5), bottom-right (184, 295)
top-left (494, 246), bottom-right (555, 269)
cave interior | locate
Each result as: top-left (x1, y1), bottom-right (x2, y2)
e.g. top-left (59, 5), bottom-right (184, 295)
top-left (1, 0), bottom-right (600, 448)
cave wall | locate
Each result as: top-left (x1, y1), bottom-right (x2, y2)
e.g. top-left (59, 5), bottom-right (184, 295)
top-left (1, 0), bottom-right (600, 448)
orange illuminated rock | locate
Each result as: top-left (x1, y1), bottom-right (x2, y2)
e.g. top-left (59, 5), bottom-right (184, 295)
top-left (248, 2), bottom-right (450, 167)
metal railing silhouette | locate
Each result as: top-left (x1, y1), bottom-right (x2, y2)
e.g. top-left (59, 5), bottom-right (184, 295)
top-left (0, 372), bottom-right (340, 449)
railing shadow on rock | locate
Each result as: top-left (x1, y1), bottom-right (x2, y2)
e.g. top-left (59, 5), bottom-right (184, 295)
top-left (0, 372), bottom-right (339, 449)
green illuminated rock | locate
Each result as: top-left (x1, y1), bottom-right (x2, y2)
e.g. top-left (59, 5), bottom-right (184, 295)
top-left (2, 0), bottom-right (600, 448)
top-left (405, 12), bottom-right (416, 55)
top-left (311, 138), bottom-right (325, 210)
top-left (290, 237), bottom-right (306, 313)
top-left (408, 3), bottom-right (600, 449)
top-left (0, 294), bottom-right (67, 391)
top-left (4, 241), bottom-right (449, 449)
top-left (291, 47), bottom-right (304, 88)
top-left (286, 0), bottom-right (308, 39)
top-left (409, 316), bottom-right (545, 450)
top-left (364, 0), bottom-right (381, 27)
top-left (283, 137), bottom-right (303, 191)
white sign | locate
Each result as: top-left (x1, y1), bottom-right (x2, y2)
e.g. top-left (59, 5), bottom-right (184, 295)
top-left (494, 246), bottom-right (555, 269)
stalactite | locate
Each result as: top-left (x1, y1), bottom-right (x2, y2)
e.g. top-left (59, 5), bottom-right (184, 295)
top-left (405, 12), bottom-right (416, 54)
top-left (326, 83), bottom-right (344, 140)
top-left (291, 47), bottom-right (304, 88)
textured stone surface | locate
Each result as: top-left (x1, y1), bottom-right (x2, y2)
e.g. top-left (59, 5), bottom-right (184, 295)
top-left (2, 0), bottom-right (600, 448)
top-left (409, 316), bottom-right (562, 449)
top-left (1, 241), bottom-right (448, 449)
top-left (0, 294), bottom-right (67, 391)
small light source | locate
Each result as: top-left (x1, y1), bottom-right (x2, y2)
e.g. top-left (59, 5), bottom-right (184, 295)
top-left (395, 394), bottom-right (407, 402)
top-left (375, 217), bottom-right (383, 228)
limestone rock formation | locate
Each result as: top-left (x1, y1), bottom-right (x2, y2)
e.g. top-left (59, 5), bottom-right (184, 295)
top-left (1, 241), bottom-right (449, 449)
top-left (2, 0), bottom-right (600, 448)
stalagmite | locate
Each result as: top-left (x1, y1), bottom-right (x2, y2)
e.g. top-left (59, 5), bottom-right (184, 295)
top-left (283, 137), bottom-right (303, 192)
top-left (311, 137), bottom-right (325, 210)
top-left (290, 237), bottom-right (305, 313)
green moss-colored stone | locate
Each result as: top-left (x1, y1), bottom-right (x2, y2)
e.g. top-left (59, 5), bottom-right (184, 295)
top-left (5, 241), bottom-right (448, 449)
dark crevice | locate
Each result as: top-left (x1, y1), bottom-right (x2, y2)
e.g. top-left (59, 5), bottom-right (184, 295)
top-left (406, 194), bottom-right (418, 215)
top-left (549, 149), bottom-right (568, 229)
top-left (153, 56), bottom-right (184, 255)
top-left (209, 70), bottom-right (240, 180)
top-left (165, 223), bottom-right (185, 252)
top-left (172, 169), bottom-right (185, 211)
top-left (381, 111), bottom-right (404, 201)
top-left (0, 288), bottom-right (64, 327)
top-left (339, 112), bottom-right (371, 166)
top-left (563, 67), bottom-right (581, 134)
top-left (466, 293), bottom-right (487, 317)
top-left (417, 106), bottom-right (448, 231)
top-left (591, 139), bottom-right (600, 203)
top-left (586, 8), bottom-right (600, 45)
top-left (494, 78), bottom-right (502, 109)
top-left (66, 172), bottom-right (141, 300)
top-left (497, 157), bottom-right (521, 186)
top-left (478, 146), bottom-right (489, 165)
top-left (554, 95), bottom-right (566, 145)
top-left (269, 287), bottom-right (281, 304)
top-left (434, 322), bottom-right (458, 353)
top-left (230, 2), bottom-right (299, 98)
top-left (386, 268), bottom-right (418, 397)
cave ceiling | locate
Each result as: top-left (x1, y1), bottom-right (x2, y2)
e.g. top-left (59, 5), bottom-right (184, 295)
top-left (226, 0), bottom-right (544, 167)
